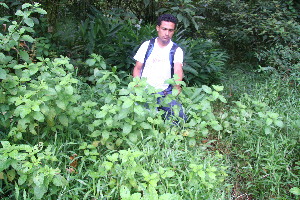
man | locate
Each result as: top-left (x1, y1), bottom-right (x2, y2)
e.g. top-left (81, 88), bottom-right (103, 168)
top-left (132, 14), bottom-right (186, 121)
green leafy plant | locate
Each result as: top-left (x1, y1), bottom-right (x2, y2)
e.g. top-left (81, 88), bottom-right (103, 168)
top-left (0, 141), bottom-right (67, 199)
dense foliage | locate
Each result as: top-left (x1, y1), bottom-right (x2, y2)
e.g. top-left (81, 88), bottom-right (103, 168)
top-left (0, 1), bottom-right (299, 199)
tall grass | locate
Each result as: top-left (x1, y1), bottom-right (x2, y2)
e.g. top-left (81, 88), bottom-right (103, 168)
top-left (219, 66), bottom-right (300, 199)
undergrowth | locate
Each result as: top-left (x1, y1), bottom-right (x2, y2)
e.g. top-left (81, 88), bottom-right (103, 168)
top-left (218, 65), bottom-right (300, 199)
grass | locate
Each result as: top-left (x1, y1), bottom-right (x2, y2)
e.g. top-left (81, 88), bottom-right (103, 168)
top-left (218, 65), bottom-right (300, 199)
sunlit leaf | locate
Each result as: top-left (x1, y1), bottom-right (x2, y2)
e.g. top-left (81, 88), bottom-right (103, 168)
top-left (264, 126), bottom-right (271, 135)
top-left (123, 123), bottom-right (132, 135)
top-left (0, 3), bottom-right (9, 9)
top-left (189, 138), bottom-right (196, 147)
top-left (202, 85), bottom-right (212, 94)
top-left (33, 185), bottom-right (47, 199)
top-left (274, 120), bottom-right (284, 128)
top-left (122, 98), bottom-right (134, 109)
top-left (212, 85), bottom-right (224, 92)
top-left (19, 51), bottom-right (30, 63)
top-left (65, 85), bottom-right (74, 95)
top-left (21, 35), bottom-right (35, 43)
top-left (120, 186), bottom-right (131, 198)
top-left (53, 174), bottom-right (67, 187)
top-left (290, 187), bottom-right (300, 195)
top-left (24, 18), bottom-right (34, 27)
top-left (33, 173), bottom-right (44, 186)
top-left (129, 133), bottom-right (138, 143)
top-left (0, 69), bottom-right (7, 79)
top-left (7, 169), bottom-right (16, 182)
top-left (35, 8), bottom-right (47, 15)
top-left (33, 111), bottom-right (44, 122)
top-left (58, 114), bottom-right (68, 126)
top-left (86, 59), bottom-right (95, 66)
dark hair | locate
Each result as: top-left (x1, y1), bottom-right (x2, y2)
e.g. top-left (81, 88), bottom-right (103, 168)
top-left (157, 14), bottom-right (178, 28)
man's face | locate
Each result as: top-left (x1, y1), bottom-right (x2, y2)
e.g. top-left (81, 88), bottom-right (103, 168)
top-left (156, 21), bottom-right (176, 45)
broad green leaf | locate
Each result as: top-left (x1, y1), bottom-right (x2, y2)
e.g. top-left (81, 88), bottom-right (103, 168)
top-left (86, 59), bottom-right (96, 66)
top-left (56, 100), bottom-right (66, 110)
top-left (33, 185), bottom-right (47, 199)
top-left (13, 64), bottom-right (26, 69)
top-left (266, 118), bottom-right (273, 126)
top-left (109, 83), bottom-right (117, 93)
top-left (202, 85), bottom-right (212, 94)
top-left (134, 104), bottom-right (145, 116)
top-left (0, 69), bottom-right (7, 79)
top-left (140, 122), bottom-right (151, 129)
top-left (0, 3), bottom-right (9, 9)
top-left (65, 85), bottom-right (74, 95)
top-left (95, 110), bottom-right (106, 118)
top-left (102, 131), bottom-right (110, 142)
top-left (120, 186), bottom-right (131, 198)
top-left (208, 172), bottom-right (216, 180)
top-left (19, 51), bottom-right (30, 63)
top-left (90, 130), bottom-right (101, 137)
top-left (33, 173), bottom-right (44, 186)
top-left (211, 121), bottom-right (223, 131)
top-left (212, 91), bottom-right (219, 100)
top-left (119, 89), bottom-right (130, 96)
top-left (7, 169), bottom-right (16, 182)
top-left (290, 187), bottom-right (300, 195)
top-left (212, 85), bottom-right (224, 92)
top-left (22, 3), bottom-right (32, 9)
top-left (15, 10), bottom-right (24, 16)
top-left (218, 95), bottom-right (227, 103)
top-left (55, 85), bottom-right (62, 92)
top-left (102, 161), bottom-right (113, 170)
top-left (197, 170), bottom-right (205, 179)
top-left (162, 170), bottom-right (175, 178)
top-left (21, 35), bottom-right (34, 43)
top-left (58, 114), bottom-right (68, 126)
top-left (264, 126), bottom-right (271, 135)
top-left (40, 105), bottom-right (49, 115)
top-left (29, 64), bottom-right (38, 75)
top-left (1, 141), bottom-right (11, 148)
top-left (53, 174), bottom-right (67, 187)
top-left (189, 138), bottom-right (196, 147)
top-left (33, 111), bottom-right (44, 122)
top-left (24, 18), bottom-right (34, 27)
top-left (122, 98), bottom-right (134, 109)
top-left (111, 138), bottom-right (121, 147)
top-left (19, 106), bottom-right (31, 119)
top-left (18, 174), bottom-right (27, 185)
top-left (268, 112), bottom-right (279, 119)
top-left (159, 193), bottom-right (174, 200)
top-left (12, 32), bottom-right (20, 41)
top-left (35, 8), bottom-right (47, 15)
top-left (123, 123), bottom-right (132, 135)
top-left (274, 120), bottom-right (284, 128)
top-left (129, 133), bottom-right (138, 143)
top-left (106, 153), bottom-right (119, 162)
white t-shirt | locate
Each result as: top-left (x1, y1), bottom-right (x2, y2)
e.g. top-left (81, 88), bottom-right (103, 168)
top-left (134, 38), bottom-right (183, 90)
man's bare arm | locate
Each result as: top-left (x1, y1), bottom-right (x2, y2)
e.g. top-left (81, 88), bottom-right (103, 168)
top-left (133, 61), bottom-right (143, 77)
top-left (173, 62), bottom-right (183, 93)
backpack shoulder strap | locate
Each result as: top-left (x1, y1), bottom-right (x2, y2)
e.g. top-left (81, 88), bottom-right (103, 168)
top-left (140, 38), bottom-right (155, 76)
top-left (169, 42), bottom-right (178, 78)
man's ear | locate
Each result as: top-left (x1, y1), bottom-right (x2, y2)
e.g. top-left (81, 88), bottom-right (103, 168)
top-left (156, 25), bottom-right (159, 32)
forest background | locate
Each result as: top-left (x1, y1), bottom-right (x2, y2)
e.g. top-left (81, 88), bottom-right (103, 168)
top-left (0, 0), bottom-right (299, 199)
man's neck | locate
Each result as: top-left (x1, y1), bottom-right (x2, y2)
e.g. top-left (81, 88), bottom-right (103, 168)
top-left (157, 37), bottom-right (171, 48)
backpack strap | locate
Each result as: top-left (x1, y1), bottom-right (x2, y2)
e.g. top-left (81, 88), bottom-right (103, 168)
top-left (169, 42), bottom-right (178, 78)
top-left (140, 38), bottom-right (155, 76)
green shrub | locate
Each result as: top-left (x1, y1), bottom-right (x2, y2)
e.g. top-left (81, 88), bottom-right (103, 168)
top-left (0, 141), bottom-right (67, 199)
